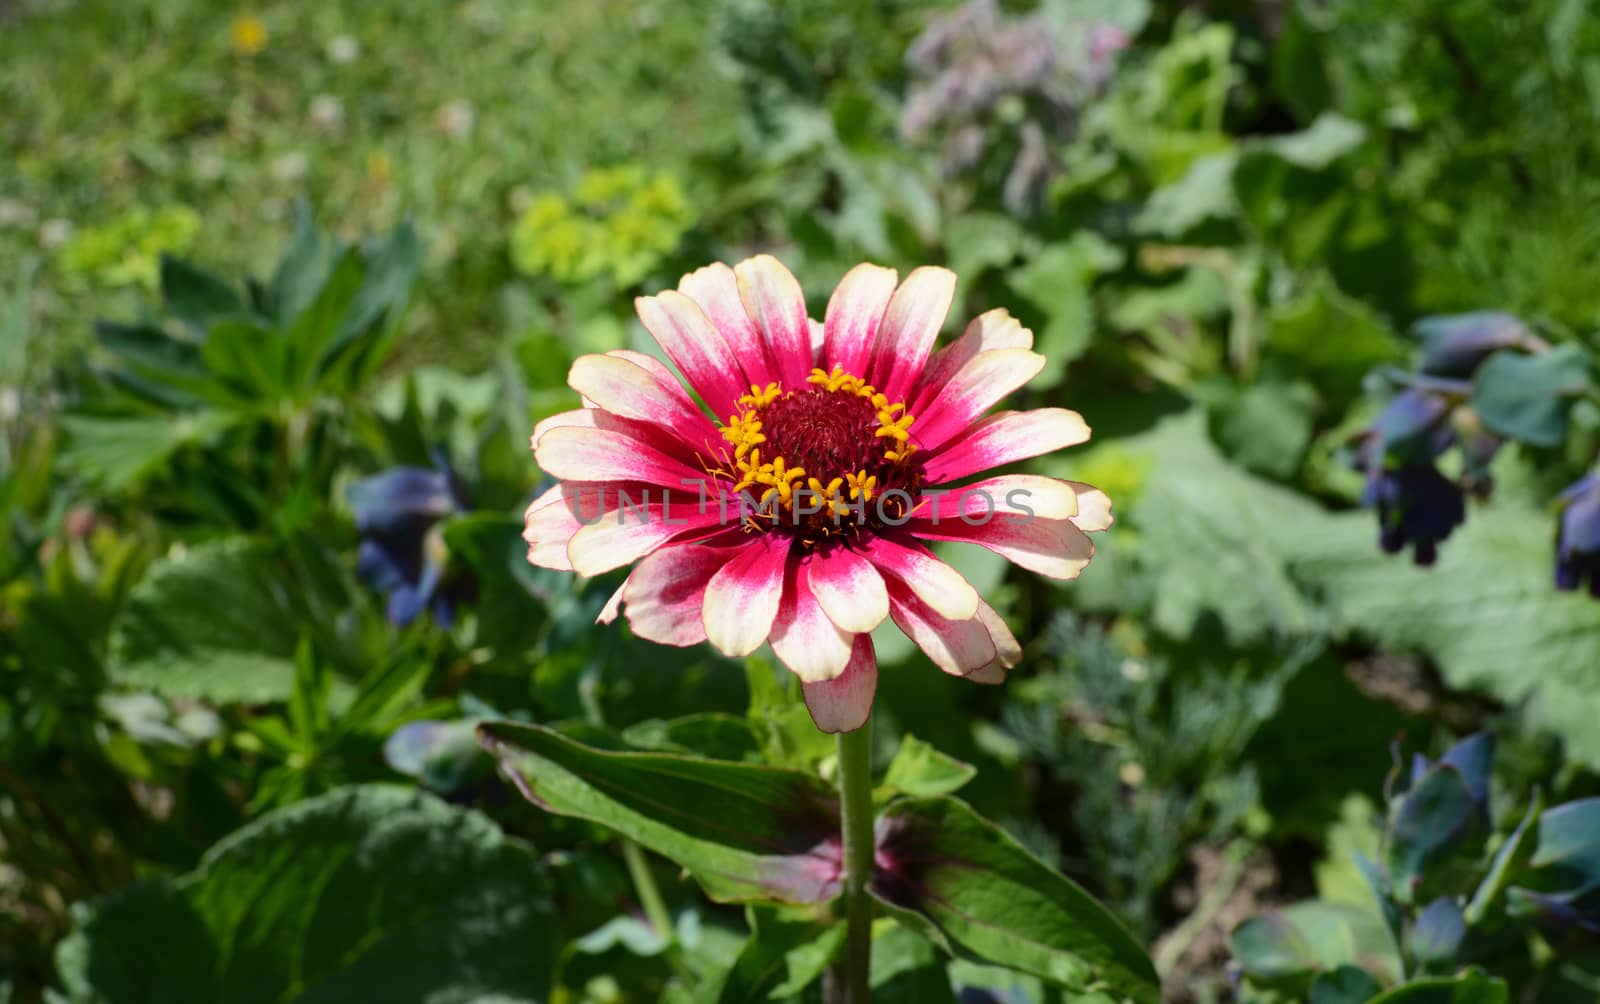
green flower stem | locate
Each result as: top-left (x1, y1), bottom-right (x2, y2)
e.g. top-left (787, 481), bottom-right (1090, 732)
top-left (836, 713), bottom-right (876, 1003)
top-left (621, 838), bottom-right (692, 984)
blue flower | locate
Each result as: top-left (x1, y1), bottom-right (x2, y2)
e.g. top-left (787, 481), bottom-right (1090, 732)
top-left (1554, 473), bottom-right (1600, 597)
top-left (1365, 464), bottom-right (1466, 566)
top-left (1413, 312), bottom-right (1537, 379)
top-left (349, 462), bottom-right (470, 626)
top-left (1356, 389), bottom-right (1468, 565)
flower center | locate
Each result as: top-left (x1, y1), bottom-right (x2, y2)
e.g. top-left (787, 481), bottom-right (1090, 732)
top-left (717, 366), bottom-right (923, 543)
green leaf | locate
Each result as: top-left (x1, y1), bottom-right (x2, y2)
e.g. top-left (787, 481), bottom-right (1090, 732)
top-left (58, 411), bottom-right (236, 493)
top-left (1365, 968), bottom-right (1508, 1004)
top-left (1265, 277), bottom-right (1401, 400)
top-left (54, 785), bottom-right (555, 1003)
top-left (1133, 151), bottom-right (1239, 238)
top-left (876, 735), bottom-right (977, 800)
top-left (944, 212), bottom-right (1028, 281)
top-left (1470, 344), bottom-right (1591, 447)
top-left (871, 796), bottom-right (1159, 1002)
top-left (479, 721), bottom-right (842, 904)
top-left (1203, 378), bottom-right (1317, 479)
top-left (285, 248), bottom-right (365, 393)
top-left (1124, 412), bottom-right (1332, 643)
top-left (1308, 965), bottom-right (1382, 1004)
top-left (1285, 497), bottom-right (1600, 769)
top-left (159, 255), bottom-right (254, 335)
top-left (621, 713), bottom-right (763, 762)
top-left (1230, 900), bottom-right (1396, 990)
top-left (869, 922), bottom-right (957, 1003)
top-left (268, 199), bottom-right (339, 325)
top-left (110, 539), bottom-right (303, 703)
top-left (1386, 767), bottom-right (1476, 905)
top-left (696, 911), bottom-right (842, 1003)
top-left (1008, 233), bottom-right (1124, 383)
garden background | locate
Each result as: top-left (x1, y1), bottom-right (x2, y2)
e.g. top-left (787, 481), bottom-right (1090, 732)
top-left (3, 0), bottom-right (1600, 1001)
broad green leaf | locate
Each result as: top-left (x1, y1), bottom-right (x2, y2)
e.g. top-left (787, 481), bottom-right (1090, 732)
top-left (54, 785), bottom-right (555, 1003)
top-left (1308, 965), bottom-right (1382, 1004)
top-left (943, 212), bottom-right (1028, 281)
top-left (110, 539), bottom-right (302, 703)
top-left (695, 911), bottom-right (842, 1003)
top-left (58, 411), bottom-right (235, 493)
top-left (93, 321), bottom-right (221, 408)
top-left (1464, 791), bottom-right (1543, 924)
top-left (1265, 277), bottom-right (1401, 400)
top-left (871, 796), bottom-right (1158, 1002)
top-left (479, 721), bottom-right (842, 903)
top-left (1122, 412), bottom-right (1332, 643)
top-left (1230, 900), bottom-right (1397, 990)
top-left (876, 735), bottom-right (977, 800)
top-left (267, 199), bottom-right (339, 325)
top-left (1008, 233), bottom-right (1124, 382)
top-left (1386, 767), bottom-right (1476, 905)
top-left (1470, 344), bottom-right (1591, 447)
top-left (200, 320), bottom-right (283, 402)
top-left (869, 922), bottom-right (957, 1003)
top-left (1365, 968), bottom-right (1508, 1004)
top-left (1284, 497), bottom-right (1600, 769)
top-left (1133, 151), bottom-right (1239, 238)
top-left (1202, 378), bottom-right (1317, 479)
top-left (285, 248), bottom-right (364, 393)
top-left (159, 255), bottom-right (254, 335)
top-left (621, 713), bottom-right (763, 762)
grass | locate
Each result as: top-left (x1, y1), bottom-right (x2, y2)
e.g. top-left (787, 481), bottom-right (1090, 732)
top-left (0, 0), bottom-right (745, 376)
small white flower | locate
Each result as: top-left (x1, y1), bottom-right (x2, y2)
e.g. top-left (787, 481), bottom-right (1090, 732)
top-left (327, 34), bottom-right (360, 64)
top-left (271, 151), bottom-right (309, 184)
top-left (309, 94), bottom-right (345, 134)
top-left (0, 198), bottom-right (37, 229)
top-left (435, 99), bottom-right (475, 140)
top-left (37, 218), bottom-right (74, 249)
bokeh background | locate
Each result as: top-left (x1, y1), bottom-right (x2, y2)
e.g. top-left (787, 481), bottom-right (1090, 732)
top-left (4, 1), bottom-right (1600, 1001)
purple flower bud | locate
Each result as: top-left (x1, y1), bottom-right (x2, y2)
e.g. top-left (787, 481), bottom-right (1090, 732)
top-left (349, 461), bottom-right (471, 626)
top-left (1555, 473), bottom-right (1600, 597)
top-left (1364, 464), bottom-right (1466, 566)
top-left (1413, 312), bottom-right (1535, 378)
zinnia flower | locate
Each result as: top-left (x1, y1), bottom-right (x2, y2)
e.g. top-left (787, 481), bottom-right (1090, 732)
top-left (524, 256), bottom-right (1109, 732)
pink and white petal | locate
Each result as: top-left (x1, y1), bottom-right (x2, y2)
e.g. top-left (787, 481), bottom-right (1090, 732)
top-left (635, 290), bottom-right (751, 419)
top-left (677, 263), bottom-right (780, 390)
top-left (805, 547), bottom-right (890, 634)
top-left (887, 582), bottom-right (996, 676)
top-left (868, 266), bottom-right (957, 402)
top-left (534, 426), bottom-right (706, 488)
top-left (912, 348), bottom-right (1047, 452)
top-left (702, 535), bottom-right (791, 657)
top-left (908, 514), bottom-right (1096, 581)
top-left (597, 578), bottom-right (627, 625)
top-left (523, 483), bottom-right (589, 571)
top-left (1065, 481), bottom-right (1114, 532)
top-left (802, 635), bottom-right (878, 734)
top-left (911, 309), bottom-right (1032, 411)
top-left (568, 353), bottom-right (722, 450)
top-left (913, 474), bottom-right (1078, 523)
top-left (621, 543), bottom-right (738, 646)
top-left (735, 255), bottom-right (814, 387)
top-left (921, 408), bottom-right (1091, 483)
top-left (965, 663), bottom-right (1006, 684)
top-left (977, 599), bottom-right (1021, 667)
top-left (531, 407), bottom-right (599, 450)
top-left (566, 500), bottom-right (723, 577)
top-left (822, 263), bottom-right (898, 377)
top-left (862, 535), bottom-right (979, 621)
top-left (770, 566), bottom-right (855, 683)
